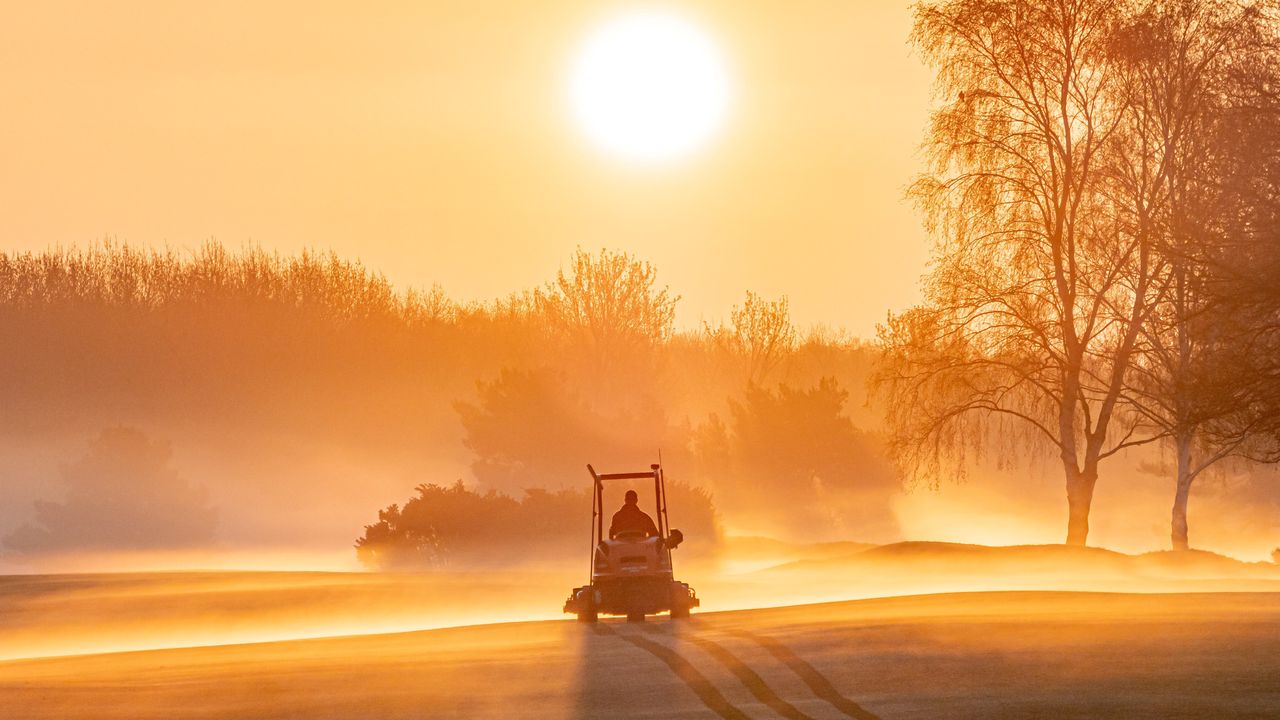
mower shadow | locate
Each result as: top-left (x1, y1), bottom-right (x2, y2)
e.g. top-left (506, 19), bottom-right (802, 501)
top-left (571, 616), bottom-right (883, 720)
top-left (571, 621), bottom-right (654, 720)
top-left (721, 628), bottom-right (883, 720)
top-left (638, 619), bottom-right (883, 720)
top-left (572, 618), bottom-right (753, 720)
top-left (641, 622), bottom-right (817, 720)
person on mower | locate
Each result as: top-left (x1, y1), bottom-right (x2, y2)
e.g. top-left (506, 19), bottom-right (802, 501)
top-left (609, 490), bottom-right (659, 539)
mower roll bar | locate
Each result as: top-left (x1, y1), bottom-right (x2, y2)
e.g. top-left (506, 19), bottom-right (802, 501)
top-left (594, 471), bottom-right (660, 481)
top-left (585, 463), bottom-right (677, 581)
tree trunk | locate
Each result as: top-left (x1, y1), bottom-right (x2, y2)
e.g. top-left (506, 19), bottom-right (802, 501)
top-left (1171, 433), bottom-right (1194, 551)
top-left (1065, 466), bottom-right (1097, 547)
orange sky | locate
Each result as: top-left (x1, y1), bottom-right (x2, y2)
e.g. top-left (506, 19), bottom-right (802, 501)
top-left (0, 1), bottom-right (933, 337)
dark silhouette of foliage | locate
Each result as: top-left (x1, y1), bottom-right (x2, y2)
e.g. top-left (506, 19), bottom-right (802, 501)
top-left (697, 378), bottom-right (900, 541)
top-left (4, 427), bottom-right (216, 554)
top-left (1106, 0), bottom-right (1280, 551)
top-left (355, 480), bottom-right (719, 569)
top-left (1198, 5), bottom-right (1280, 470)
top-left (456, 367), bottom-right (691, 495)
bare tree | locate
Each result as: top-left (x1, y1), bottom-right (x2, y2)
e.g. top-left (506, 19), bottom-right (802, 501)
top-left (536, 247), bottom-right (678, 368)
top-left (879, 0), bottom-right (1173, 545)
top-left (707, 291), bottom-right (798, 387)
top-left (1114, 0), bottom-right (1280, 549)
top-left (1205, 35), bottom-right (1280, 465)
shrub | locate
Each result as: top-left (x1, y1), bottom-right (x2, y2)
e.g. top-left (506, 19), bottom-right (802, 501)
top-left (355, 480), bottom-right (719, 569)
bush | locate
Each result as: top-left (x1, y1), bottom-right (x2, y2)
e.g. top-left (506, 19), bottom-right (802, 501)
top-left (355, 480), bottom-right (719, 569)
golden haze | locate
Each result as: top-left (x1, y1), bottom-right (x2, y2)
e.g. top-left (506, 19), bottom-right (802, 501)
top-left (0, 0), bottom-right (931, 337)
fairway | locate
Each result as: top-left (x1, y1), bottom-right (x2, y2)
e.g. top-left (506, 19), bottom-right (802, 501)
top-left (4, 590), bottom-right (1278, 719)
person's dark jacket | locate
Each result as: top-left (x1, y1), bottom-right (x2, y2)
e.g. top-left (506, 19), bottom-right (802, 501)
top-left (609, 503), bottom-right (659, 539)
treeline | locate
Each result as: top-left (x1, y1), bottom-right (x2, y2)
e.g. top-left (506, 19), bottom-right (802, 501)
top-left (880, 0), bottom-right (1280, 549)
top-left (0, 243), bottom-right (457, 445)
top-left (0, 243), bottom-right (899, 560)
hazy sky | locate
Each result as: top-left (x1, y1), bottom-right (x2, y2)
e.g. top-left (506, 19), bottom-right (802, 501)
top-left (1, 1), bottom-right (933, 337)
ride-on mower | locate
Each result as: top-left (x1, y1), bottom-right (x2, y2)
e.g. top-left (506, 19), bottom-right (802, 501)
top-left (563, 463), bottom-right (699, 623)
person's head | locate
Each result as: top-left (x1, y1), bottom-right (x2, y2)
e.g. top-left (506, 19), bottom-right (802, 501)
top-left (624, 490), bottom-right (638, 506)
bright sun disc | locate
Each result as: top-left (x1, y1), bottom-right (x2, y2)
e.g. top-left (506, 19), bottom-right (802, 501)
top-left (570, 11), bottom-right (729, 162)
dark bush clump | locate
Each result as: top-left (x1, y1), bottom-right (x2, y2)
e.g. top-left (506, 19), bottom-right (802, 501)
top-left (356, 480), bottom-right (719, 569)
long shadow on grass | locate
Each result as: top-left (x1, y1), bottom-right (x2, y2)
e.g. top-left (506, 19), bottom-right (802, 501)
top-left (725, 628), bottom-right (882, 720)
top-left (591, 623), bottom-right (752, 720)
top-left (640, 623), bottom-right (818, 720)
top-left (575, 618), bottom-right (884, 720)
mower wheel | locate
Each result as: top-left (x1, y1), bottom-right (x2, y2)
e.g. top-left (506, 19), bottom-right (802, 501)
top-left (576, 593), bottom-right (597, 623)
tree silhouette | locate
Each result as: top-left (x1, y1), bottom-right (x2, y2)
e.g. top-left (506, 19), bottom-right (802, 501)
top-left (534, 247), bottom-right (678, 403)
top-left (881, 0), bottom-right (1176, 546)
top-left (698, 378), bottom-right (899, 540)
top-left (708, 291), bottom-right (797, 387)
top-left (1112, 0), bottom-right (1280, 550)
top-left (537, 247), bottom-right (677, 349)
top-left (1197, 5), bottom-right (1280, 476)
top-left (456, 367), bottom-right (685, 494)
top-left (4, 427), bottom-right (216, 553)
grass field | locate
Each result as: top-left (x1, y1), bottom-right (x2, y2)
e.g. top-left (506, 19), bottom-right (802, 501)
top-left (3, 548), bottom-right (1279, 719)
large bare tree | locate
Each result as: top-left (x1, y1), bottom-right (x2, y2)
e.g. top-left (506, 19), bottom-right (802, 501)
top-left (879, 0), bottom-right (1173, 545)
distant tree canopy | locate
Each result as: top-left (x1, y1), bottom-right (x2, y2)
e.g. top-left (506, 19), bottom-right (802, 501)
top-left (355, 480), bottom-right (720, 569)
top-left (4, 427), bottom-right (216, 554)
top-left (455, 368), bottom-right (685, 494)
top-left (695, 378), bottom-right (900, 541)
top-left (537, 247), bottom-right (677, 351)
top-left (0, 242), bottom-right (459, 448)
top-left (535, 247), bottom-right (678, 402)
top-left (0, 241), bottom-right (450, 322)
top-left (705, 291), bottom-right (798, 387)
top-left (0, 242), bottom-right (893, 555)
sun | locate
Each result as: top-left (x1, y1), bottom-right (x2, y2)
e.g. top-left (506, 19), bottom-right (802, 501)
top-left (569, 11), bottom-right (730, 163)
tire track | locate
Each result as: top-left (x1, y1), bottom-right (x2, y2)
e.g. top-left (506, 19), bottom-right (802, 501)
top-left (595, 625), bottom-right (752, 720)
top-left (666, 629), bottom-right (819, 720)
top-left (726, 629), bottom-right (882, 720)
